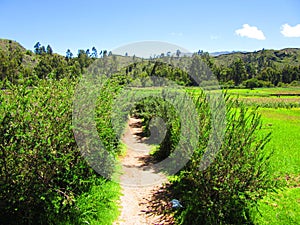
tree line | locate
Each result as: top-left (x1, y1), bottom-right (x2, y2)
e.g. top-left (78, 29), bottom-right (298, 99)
top-left (0, 40), bottom-right (299, 88)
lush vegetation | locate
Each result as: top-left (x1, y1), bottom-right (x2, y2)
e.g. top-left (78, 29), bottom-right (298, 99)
top-left (0, 40), bottom-right (125, 224)
top-left (0, 78), bottom-right (123, 224)
top-left (249, 108), bottom-right (300, 225)
top-left (133, 91), bottom-right (278, 224)
top-left (211, 48), bottom-right (300, 87)
top-left (0, 39), bottom-right (299, 224)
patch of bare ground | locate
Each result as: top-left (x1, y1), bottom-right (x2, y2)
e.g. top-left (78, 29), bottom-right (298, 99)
top-left (114, 117), bottom-right (175, 225)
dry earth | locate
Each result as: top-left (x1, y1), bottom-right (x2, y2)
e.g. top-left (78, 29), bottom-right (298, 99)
top-left (114, 117), bottom-right (175, 225)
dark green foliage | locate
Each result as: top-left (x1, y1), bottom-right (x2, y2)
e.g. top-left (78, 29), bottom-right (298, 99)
top-left (213, 49), bottom-right (300, 87)
top-left (0, 77), bottom-right (123, 224)
top-left (46, 45), bottom-right (53, 55)
top-left (65, 49), bottom-right (73, 59)
top-left (124, 60), bottom-right (192, 86)
top-left (0, 80), bottom-right (94, 224)
top-left (131, 96), bottom-right (180, 159)
top-left (34, 42), bottom-right (41, 54)
top-left (166, 94), bottom-right (275, 224)
top-left (131, 88), bottom-right (275, 224)
top-left (91, 47), bottom-right (98, 58)
top-left (243, 78), bottom-right (274, 89)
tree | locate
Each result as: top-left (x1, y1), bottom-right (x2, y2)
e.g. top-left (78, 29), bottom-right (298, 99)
top-left (243, 78), bottom-right (261, 89)
top-left (201, 51), bottom-right (213, 68)
top-left (46, 45), bottom-right (53, 55)
top-left (65, 49), bottom-right (73, 59)
top-left (103, 50), bottom-right (107, 57)
top-left (197, 50), bottom-right (204, 56)
top-left (85, 49), bottom-right (90, 57)
top-left (189, 55), bottom-right (211, 83)
top-left (34, 57), bottom-right (52, 79)
top-left (34, 42), bottom-right (41, 54)
top-left (91, 47), bottom-right (98, 58)
top-left (40, 46), bottom-right (46, 55)
top-left (77, 49), bottom-right (91, 72)
top-left (176, 49), bottom-right (181, 57)
top-left (230, 58), bottom-right (247, 86)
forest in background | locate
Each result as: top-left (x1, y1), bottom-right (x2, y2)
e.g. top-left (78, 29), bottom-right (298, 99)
top-left (1, 39), bottom-right (300, 88)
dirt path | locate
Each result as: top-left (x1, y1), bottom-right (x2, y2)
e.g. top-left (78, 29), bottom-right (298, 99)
top-left (114, 117), bottom-right (174, 225)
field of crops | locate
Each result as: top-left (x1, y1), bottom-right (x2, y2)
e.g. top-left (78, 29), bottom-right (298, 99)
top-left (226, 87), bottom-right (300, 108)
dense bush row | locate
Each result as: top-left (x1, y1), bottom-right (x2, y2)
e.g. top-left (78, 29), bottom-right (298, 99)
top-left (133, 90), bottom-right (276, 224)
top-left (0, 77), bottom-right (122, 224)
top-left (171, 95), bottom-right (275, 224)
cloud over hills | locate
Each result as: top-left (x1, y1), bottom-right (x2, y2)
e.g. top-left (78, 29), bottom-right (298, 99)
top-left (235, 24), bottom-right (266, 40)
top-left (281, 24), bottom-right (300, 37)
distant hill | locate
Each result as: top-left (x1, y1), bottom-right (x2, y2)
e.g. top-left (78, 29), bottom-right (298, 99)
top-left (0, 39), bottom-right (27, 52)
top-left (0, 38), bottom-right (38, 69)
top-left (213, 48), bottom-right (300, 68)
top-left (209, 51), bottom-right (247, 57)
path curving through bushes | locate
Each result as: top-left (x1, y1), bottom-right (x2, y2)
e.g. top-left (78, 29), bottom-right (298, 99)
top-left (114, 117), bottom-right (174, 225)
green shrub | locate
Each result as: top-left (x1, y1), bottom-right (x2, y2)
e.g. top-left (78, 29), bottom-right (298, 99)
top-left (289, 80), bottom-right (300, 87)
top-left (243, 78), bottom-right (274, 88)
top-left (58, 179), bottom-right (120, 225)
top-left (0, 79), bottom-right (115, 224)
top-left (165, 93), bottom-right (276, 224)
top-left (131, 96), bottom-right (180, 159)
top-left (277, 82), bottom-right (286, 87)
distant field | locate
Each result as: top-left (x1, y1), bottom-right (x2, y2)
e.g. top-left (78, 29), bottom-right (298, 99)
top-left (226, 87), bottom-right (300, 96)
top-left (186, 87), bottom-right (300, 107)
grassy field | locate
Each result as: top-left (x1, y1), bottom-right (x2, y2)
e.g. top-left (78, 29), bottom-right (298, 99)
top-left (251, 108), bottom-right (300, 225)
top-left (226, 87), bottom-right (300, 96)
top-left (226, 87), bottom-right (300, 108)
top-left (259, 108), bottom-right (300, 175)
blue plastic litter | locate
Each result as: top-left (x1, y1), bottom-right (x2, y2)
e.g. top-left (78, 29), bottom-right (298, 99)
top-left (170, 199), bottom-right (183, 208)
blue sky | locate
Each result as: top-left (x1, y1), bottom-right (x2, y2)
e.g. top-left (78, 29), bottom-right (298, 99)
top-left (0, 0), bottom-right (300, 56)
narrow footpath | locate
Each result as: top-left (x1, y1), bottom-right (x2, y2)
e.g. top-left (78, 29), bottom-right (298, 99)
top-left (114, 117), bottom-right (174, 225)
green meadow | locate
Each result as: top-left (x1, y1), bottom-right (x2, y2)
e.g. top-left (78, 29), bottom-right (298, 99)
top-left (252, 107), bottom-right (300, 225)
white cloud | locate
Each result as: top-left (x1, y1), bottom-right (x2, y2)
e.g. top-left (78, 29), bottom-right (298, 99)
top-left (281, 24), bottom-right (300, 37)
top-left (235, 24), bottom-right (266, 40)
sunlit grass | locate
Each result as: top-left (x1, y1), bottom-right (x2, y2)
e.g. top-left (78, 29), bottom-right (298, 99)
top-left (259, 108), bottom-right (300, 175)
top-left (60, 179), bottom-right (121, 225)
top-left (251, 108), bottom-right (300, 225)
top-left (252, 187), bottom-right (300, 225)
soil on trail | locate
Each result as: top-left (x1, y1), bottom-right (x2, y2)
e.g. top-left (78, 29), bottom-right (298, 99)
top-left (114, 117), bottom-right (175, 225)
